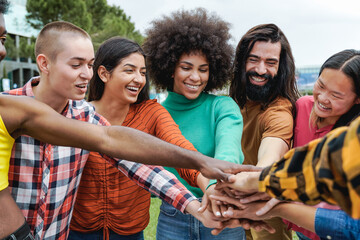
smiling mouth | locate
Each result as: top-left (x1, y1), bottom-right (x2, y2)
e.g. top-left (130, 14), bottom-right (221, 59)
top-left (126, 86), bottom-right (139, 92)
top-left (76, 84), bottom-right (87, 88)
top-left (185, 83), bottom-right (200, 90)
top-left (250, 76), bottom-right (266, 83)
top-left (318, 102), bottom-right (331, 110)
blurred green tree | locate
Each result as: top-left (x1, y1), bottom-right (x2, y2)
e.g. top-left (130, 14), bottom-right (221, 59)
top-left (26, 0), bottom-right (92, 31)
top-left (25, 0), bottom-right (143, 51)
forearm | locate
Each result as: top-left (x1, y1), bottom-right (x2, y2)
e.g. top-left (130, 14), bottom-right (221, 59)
top-left (197, 174), bottom-right (210, 193)
top-left (104, 126), bottom-right (206, 170)
top-left (105, 157), bottom-right (196, 212)
top-left (271, 203), bottom-right (316, 232)
top-left (257, 137), bottom-right (289, 167)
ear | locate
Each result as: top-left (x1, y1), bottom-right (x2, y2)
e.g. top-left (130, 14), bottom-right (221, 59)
top-left (355, 97), bottom-right (360, 104)
top-left (98, 65), bottom-right (109, 83)
top-left (37, 54), bottom-right (50, 74)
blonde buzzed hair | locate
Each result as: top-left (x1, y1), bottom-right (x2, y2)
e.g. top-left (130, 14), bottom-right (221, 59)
top-left (35, 21), bottom-right (91, 61)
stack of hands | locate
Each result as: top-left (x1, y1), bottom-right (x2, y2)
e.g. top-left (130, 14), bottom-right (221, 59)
top-left (196, 169), bottom-right (282, 235)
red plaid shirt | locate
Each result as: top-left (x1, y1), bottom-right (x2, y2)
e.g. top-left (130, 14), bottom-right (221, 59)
top-left (5, 77), bottom-right (196, 240)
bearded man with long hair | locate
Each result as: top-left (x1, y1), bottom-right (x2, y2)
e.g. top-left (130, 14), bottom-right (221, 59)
top-left (229, 23), bottom-right (301, 240)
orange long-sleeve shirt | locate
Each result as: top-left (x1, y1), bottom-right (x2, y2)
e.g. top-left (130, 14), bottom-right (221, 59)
top-left (70, 99), bottom-right (200, 238)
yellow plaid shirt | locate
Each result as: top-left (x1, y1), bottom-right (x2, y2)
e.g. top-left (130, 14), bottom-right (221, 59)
top-left (259, 115), bottom-right (360, 219)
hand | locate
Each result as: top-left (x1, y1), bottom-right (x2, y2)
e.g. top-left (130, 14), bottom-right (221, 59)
top-left (225, 200), bottom-right (274, 220)
top-left (208, 194), bottom-right (246, 218)
top-left (237, 192), bottom-right (280, 216)
top-left (211, 218), bottom-right (276, 235)
top-left (255, 198), bottom-right (282, 216)
top-left (185, 200), bottom-right (224, 229)
top-left (215, 171), bottom-right (261, 193)
top-left (239, 192), bottom-right (271, 204)
top-left (199, 161), bottom-right (262, 182)
top-left (199, 185), bottom-right (230, 218)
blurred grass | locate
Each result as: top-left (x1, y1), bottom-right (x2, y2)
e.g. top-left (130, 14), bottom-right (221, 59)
top-left (144, 197), bottom-right (299, 240)
top-left (144, 197), bottom-right (161, 240)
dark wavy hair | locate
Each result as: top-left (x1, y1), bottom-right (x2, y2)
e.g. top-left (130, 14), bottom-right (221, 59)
top-left (88, 37), bottom-right (149, 104)
top-left (230, 23), bottom-right (300, 109)
top-left (0, 0), bottom-right (9, 14)
top-left (143, 8), bottom-right (233, 92)
top-left (310, 49), bottom-right (360, 129)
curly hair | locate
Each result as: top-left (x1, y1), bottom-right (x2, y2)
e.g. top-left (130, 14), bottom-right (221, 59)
top-left (143, 8), bottom-right (233, 92)
top-left (230, 23), bottom-right (300, 109)
top-left (0, 0), bottom-right (9, 14)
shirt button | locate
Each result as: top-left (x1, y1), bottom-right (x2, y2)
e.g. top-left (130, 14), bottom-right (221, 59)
top-left (326, 236), bottom-right (332, 239)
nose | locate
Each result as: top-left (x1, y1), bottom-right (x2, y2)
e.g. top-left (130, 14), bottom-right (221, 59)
top-left (133, 71), bottom-right (145, 84)
top-left (255, 61), bottom-right (267, 75)
top-left (189, 70), bottom-right (201, 81)
top-left (318, 92), bottom-right (330, 104)
top-left (80, 65), bottom-right (93, 80)
top-left (0, 43), bottom-right (6, 61)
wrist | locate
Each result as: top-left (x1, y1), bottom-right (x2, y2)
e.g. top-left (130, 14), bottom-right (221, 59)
top-left (248, 172), bottom-right (261, 190)
top-left (270, 202), bottom-right (288, 219)
top-left (184, 199), bottom-right (200, 215)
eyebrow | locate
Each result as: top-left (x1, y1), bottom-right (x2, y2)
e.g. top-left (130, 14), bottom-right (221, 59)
top-left (70, 57), bottom-right (95, 61)
top-left (179, 61), bottom-right (209, 67)
top-left (123, 63), bottom-right (146, 69)
top-left (248, 54), bottom-right (279, 62)
top-left (124, 63), bottom-right (136, 68)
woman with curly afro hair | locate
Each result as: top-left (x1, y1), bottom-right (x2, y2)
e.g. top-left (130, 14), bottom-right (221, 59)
top-left (143, 8), bottom-right (246, 240)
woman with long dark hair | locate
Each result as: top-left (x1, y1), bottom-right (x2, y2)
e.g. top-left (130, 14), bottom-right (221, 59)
top-left (69, 37), bottom-right (219, 240)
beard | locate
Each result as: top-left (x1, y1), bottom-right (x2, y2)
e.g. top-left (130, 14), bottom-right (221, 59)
top-left (246, 71), bottom-right (277, 103)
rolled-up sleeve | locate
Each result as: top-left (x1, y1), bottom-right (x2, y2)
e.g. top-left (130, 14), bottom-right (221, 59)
top-left (315, 208), bottom-right (360, 240)
top-left (259, 116), bottom-right (360, 219)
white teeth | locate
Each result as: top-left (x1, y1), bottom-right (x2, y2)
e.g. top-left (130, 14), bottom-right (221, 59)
top-left (251, 76), bottom-right (265, 82)
top-left (318, 102), bottom-right (330, 109)
top-left (76, 84), bottom-right (86, 88)
top-left (185, 84), bottom-right (199, 89)
top-left (127, 86), bottom-right (139, 91)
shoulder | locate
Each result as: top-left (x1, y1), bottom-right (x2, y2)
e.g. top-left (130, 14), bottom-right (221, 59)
top-left (261, 97), bottom-right (294, 127)
top-left (132, 99), bottom-right (167, 114)
top-left (131, 99), bottom-right (172, 122)
top-left (209, 94), bottom-right (239, 109)
top-left (264, 97), bottom-right (293, 116)
top-left (296, 95), bottom-right (314, 116)
top-left (269, 97), bottom-right (292, 109)
top-left (296, 95), bottom-right (314, 108)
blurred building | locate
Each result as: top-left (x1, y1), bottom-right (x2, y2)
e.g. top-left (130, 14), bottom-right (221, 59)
top-left (296, 66), bottom-right (320, 92)
top-left (0, 0), bottom-right (38, 90)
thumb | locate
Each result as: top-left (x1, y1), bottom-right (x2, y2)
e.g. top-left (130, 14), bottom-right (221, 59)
top-left (256, 198), bottom-right (280, 216)
top-left (198, 194), bottom-right (209, 213)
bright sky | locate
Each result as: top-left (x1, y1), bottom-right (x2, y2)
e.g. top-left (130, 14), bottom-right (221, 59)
top-left (108, 0), bottom-right (360, 68)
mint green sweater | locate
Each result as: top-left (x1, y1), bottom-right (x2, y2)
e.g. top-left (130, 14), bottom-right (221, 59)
top-left (162, 91), bottom-right (244, 198)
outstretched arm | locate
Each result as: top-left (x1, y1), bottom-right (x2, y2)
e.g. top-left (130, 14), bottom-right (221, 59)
top-left (259, 117), bottom-right (360, 219)
top-left (2, 95), bottom-right (258, 181)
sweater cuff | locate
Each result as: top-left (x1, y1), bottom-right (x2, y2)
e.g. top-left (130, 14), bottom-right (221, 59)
top-left (173, 192), bottom-right (197, 213)
top-left (207, 179), bottom-right (217, 189)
